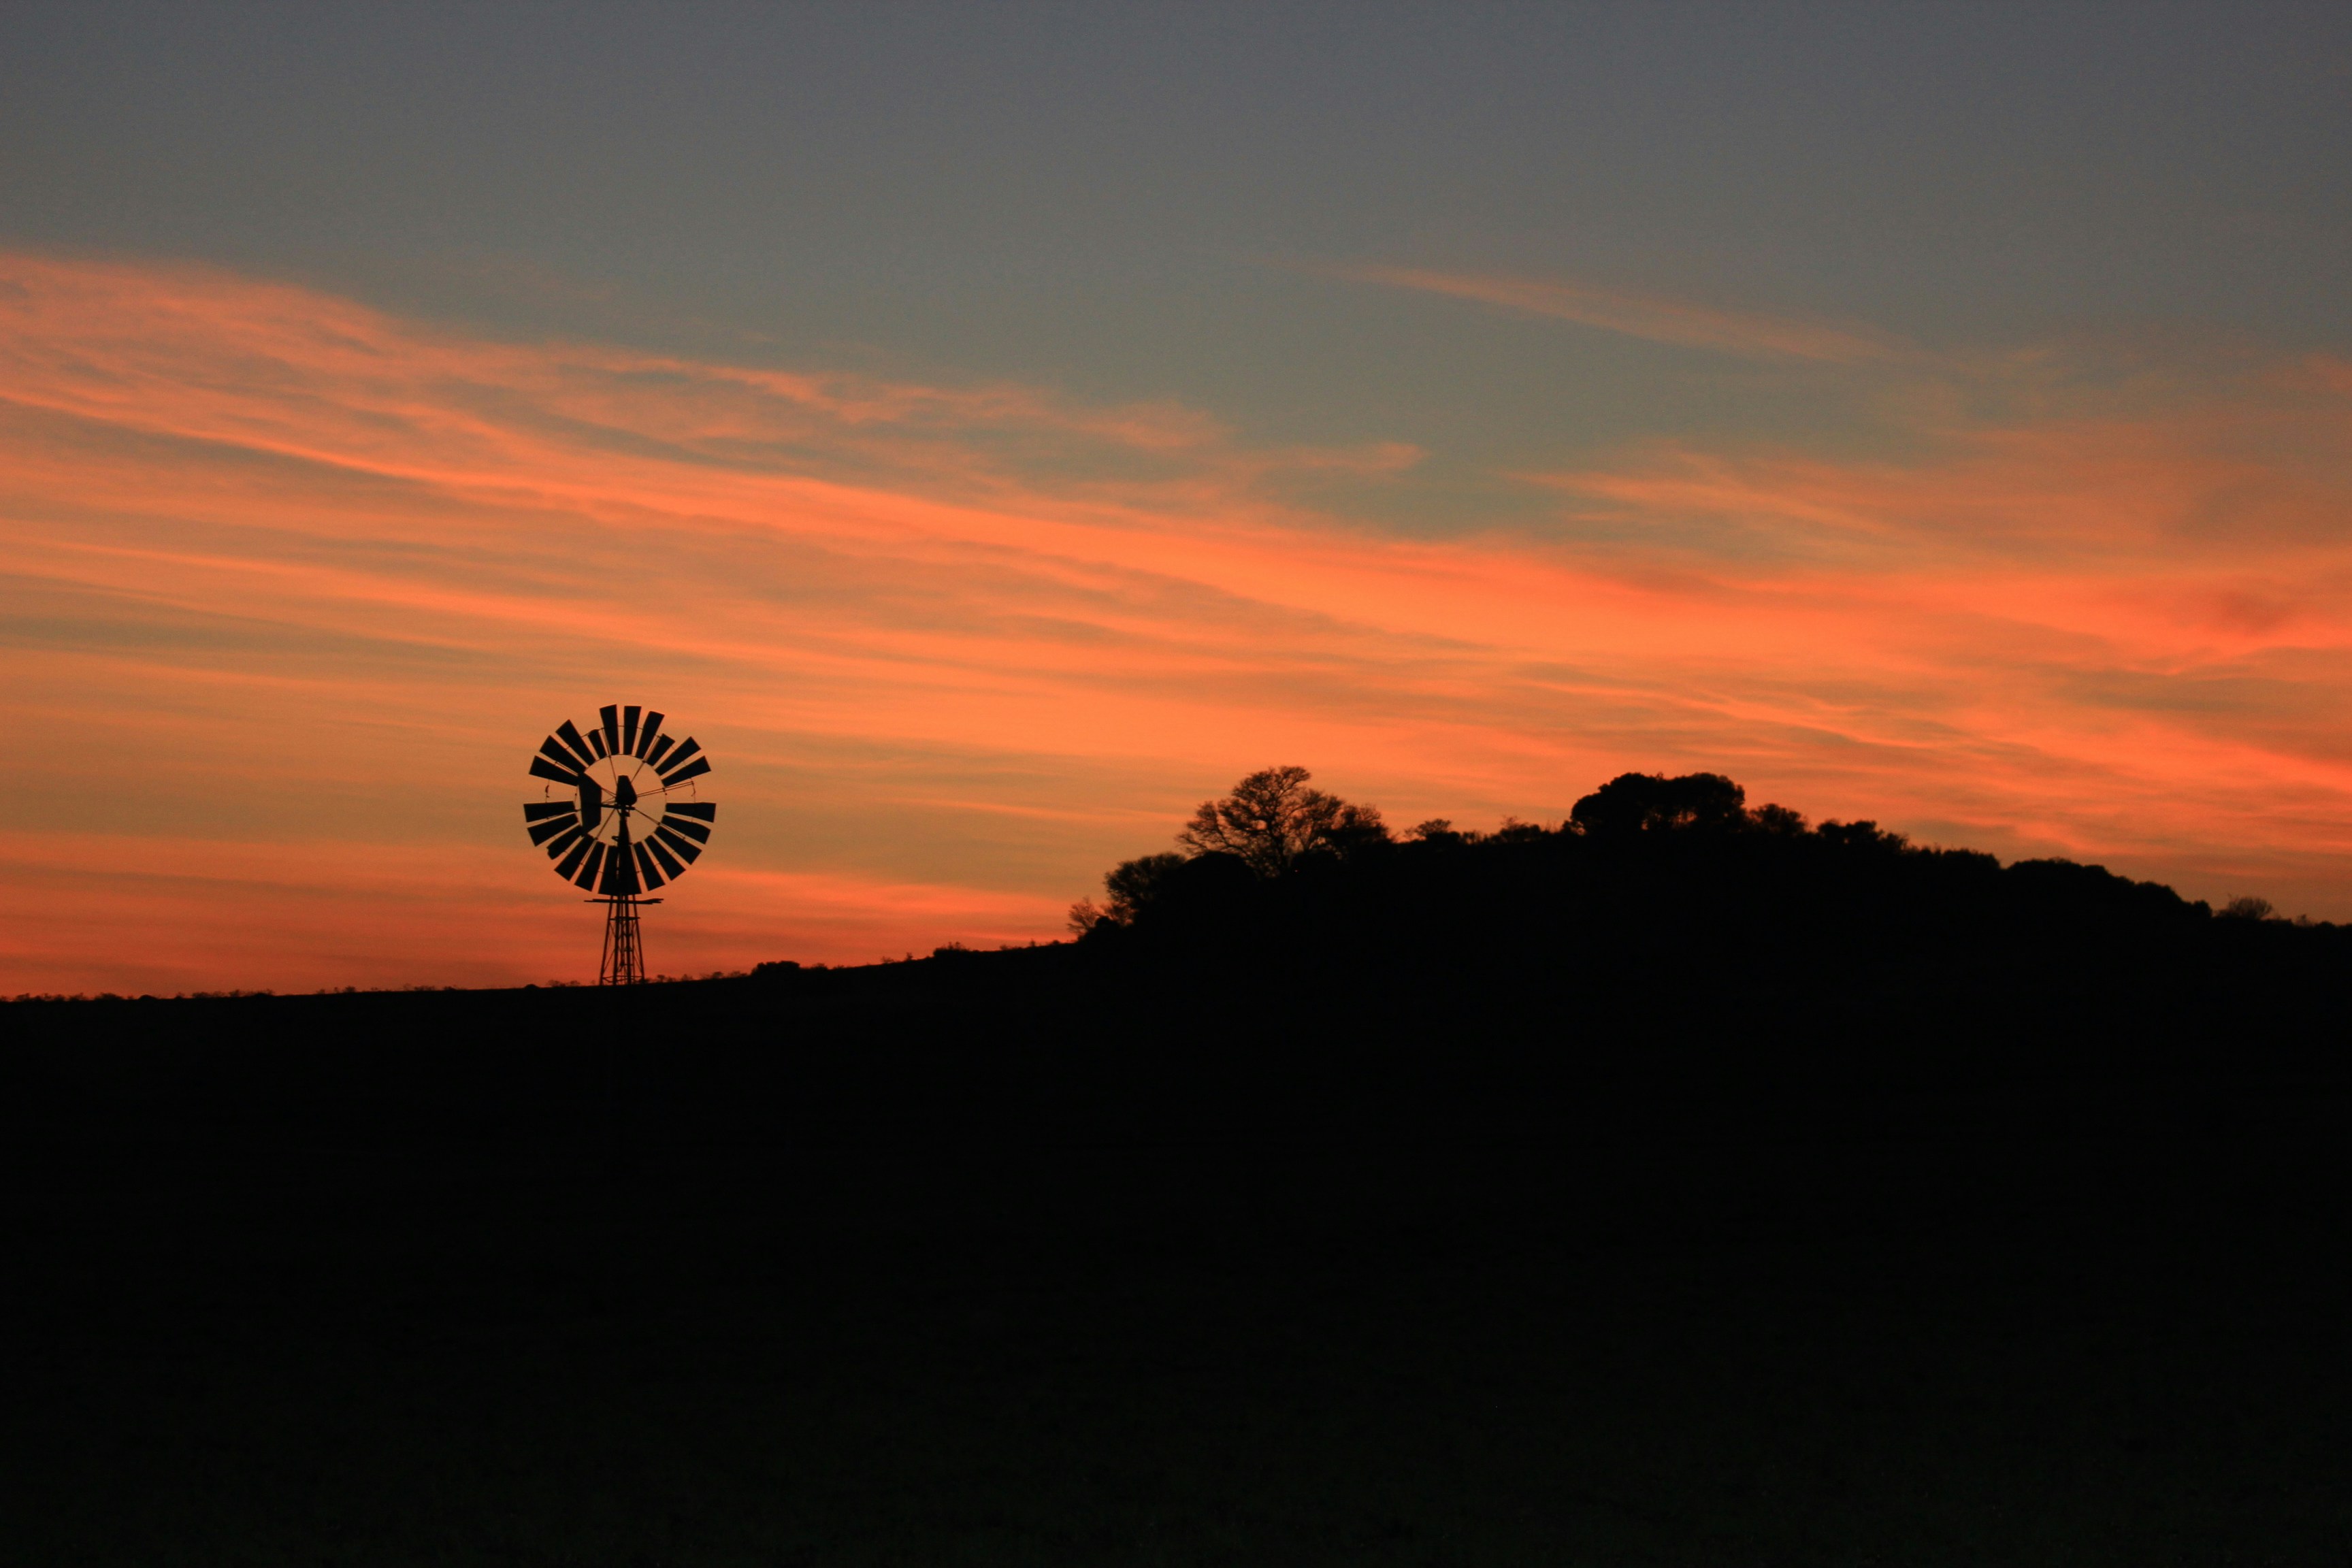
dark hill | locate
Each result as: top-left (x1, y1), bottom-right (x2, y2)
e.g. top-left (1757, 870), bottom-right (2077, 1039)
top-left (7, 779), bottom-right (2352, 1563)
top-left (1075, 769), bottom-right (2352, 1081)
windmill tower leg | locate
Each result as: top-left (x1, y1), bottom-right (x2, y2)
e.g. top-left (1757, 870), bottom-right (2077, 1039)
top-left (600, 897), bottom-right (646, 985)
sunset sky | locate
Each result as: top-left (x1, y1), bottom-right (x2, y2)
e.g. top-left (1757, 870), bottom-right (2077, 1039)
top-left (5, 4), bottom-right (2351, 993)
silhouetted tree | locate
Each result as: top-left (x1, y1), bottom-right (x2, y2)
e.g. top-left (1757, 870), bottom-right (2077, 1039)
top-left (1068, 851), bottom-right (1189, 934)
top-left (1571, 772), bottom-right (1747, 836)
top-left (1177, 766), bottom-right (1388, 875)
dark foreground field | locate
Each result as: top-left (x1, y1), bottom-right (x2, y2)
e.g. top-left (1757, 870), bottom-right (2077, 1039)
top-left (7, 951), bottom-right (2352, 1565)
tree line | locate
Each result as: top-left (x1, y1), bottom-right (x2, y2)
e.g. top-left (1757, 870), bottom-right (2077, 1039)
top-left (1071, 764), bottom-right (1990, 938)
top-left (1062, 765), bottom-right (2346, 1071)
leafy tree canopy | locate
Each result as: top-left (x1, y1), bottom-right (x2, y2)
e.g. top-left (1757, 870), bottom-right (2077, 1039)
top-left (1570, 772), bottom-right (1748, 836)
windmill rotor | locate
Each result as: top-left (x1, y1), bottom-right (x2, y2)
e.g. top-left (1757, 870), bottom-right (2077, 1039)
top-left (523, 703), bottom-right (717, 982)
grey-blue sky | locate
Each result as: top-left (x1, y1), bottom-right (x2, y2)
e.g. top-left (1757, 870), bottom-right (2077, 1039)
top-left (3, 1), bottom-right (2345, 511)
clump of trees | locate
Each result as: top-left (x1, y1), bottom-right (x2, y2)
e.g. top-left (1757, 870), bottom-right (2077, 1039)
top-left (1070, 766), bottom-right (1390, 934)
top-left (1069, 765), bottom-right (1911, 936)
top-left (1177, 764), bottom-right (1389, 874)
top-left (1063, 761), bottom-right (2330, 968)
top-left (1054, 762), bottom-right (2343, 1075)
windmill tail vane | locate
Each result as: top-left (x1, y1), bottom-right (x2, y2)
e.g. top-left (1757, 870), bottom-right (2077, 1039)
top-left (521, 702), bottom-right (717, 984)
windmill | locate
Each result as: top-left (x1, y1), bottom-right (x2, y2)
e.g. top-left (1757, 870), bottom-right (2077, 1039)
top-left (522, 704), bottom-right (717, 984)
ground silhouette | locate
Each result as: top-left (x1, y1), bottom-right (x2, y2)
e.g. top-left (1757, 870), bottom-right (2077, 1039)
top-left (7, 768), bottom-right (2352, 1563)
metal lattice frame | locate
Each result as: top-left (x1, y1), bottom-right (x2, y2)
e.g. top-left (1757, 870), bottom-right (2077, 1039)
top-left (598, 896), bottom-right (646, 985)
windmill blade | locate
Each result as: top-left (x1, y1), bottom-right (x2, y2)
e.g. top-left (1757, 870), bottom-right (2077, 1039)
top-left (555, 721), bottom-right (599, 769)
top-left (645, 834), bottom-right (687, 879)
top-left (527, 708), bottom-right (710, 938)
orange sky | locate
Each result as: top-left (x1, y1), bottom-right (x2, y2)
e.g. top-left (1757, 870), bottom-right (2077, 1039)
top-left (7, 251), bottom-right (2352, 993)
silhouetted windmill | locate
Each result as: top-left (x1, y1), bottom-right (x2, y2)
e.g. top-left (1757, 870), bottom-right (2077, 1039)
top-left (523, 704), bottom-right (717, 983)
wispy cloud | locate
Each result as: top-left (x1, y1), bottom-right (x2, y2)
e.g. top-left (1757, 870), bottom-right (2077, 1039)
top-left (1327, 263), bottom-right (1897, 363)
top-left (4, 252), bottom-right (2352, 990)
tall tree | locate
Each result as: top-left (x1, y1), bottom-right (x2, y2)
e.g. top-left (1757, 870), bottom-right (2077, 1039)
top-left (1177, 766), bottom-right (1387, 876)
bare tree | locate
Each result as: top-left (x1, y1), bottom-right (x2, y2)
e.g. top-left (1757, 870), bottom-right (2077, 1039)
top-left (1177, 766), bottom-right (1387, 876)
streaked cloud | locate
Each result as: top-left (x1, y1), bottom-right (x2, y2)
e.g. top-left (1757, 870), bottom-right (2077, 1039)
top-left (4, 251), bottom-right (2352, 992)
top-left (1328, 263), bottom-right (1897, 363)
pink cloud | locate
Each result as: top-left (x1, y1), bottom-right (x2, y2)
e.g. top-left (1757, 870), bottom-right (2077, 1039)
top-left (1325, 263), bottom-right (1897, 363)
top-left (4, 251), bottom-right (2352, 992)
